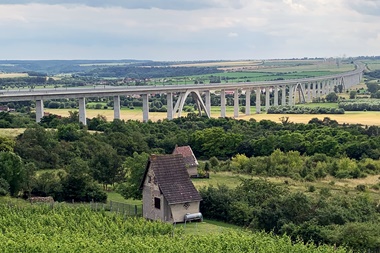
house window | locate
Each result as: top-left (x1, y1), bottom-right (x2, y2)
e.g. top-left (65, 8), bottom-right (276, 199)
top-left (154, 197), bottom-right (161, 210)
top-left (183, 202), bottom-right (190, 210)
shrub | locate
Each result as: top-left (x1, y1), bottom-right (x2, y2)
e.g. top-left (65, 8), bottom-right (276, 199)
top-left (356, 184), bottom-right (367, 192)
top-left (305, 174), bottom-right (316, 182)
top-left (307, 185), bottom-right (316, 192)
top-left (0, 178), bottom-right (9, 196)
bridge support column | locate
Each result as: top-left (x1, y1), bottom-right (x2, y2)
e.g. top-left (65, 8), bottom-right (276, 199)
top-left (167, 92), bottom-right (173, 120)
top-left (301, 83), bottom-right (307, 103)
top-left (324, 80), bottom-right (329, 95)
top-left (205, 90), bottom-right (211, 117)
top-left (255, 87), bottom-right (261, 114)
top-left (307, 83), bottom-right (312, 102)
top-left (78, 97), bottom-right (87, 125)
top-left (221, 90), bottom-right (226, 118)
top-left (113, 96), bottom-right (121, 120)
top-left (274, 86), bottom-right (278, 106)
top-left (142, 94), bottom-right (149, 122)
top-left (316, 82), bottom-right (321, 98)
top-left (312, 82), bottom-right (317, 100)
top-left (234, 89), bottom-right (239, 118)
top-left (288, 85), bottom-right (294, 106)
top-left (281, 85), bottom-right (286, 105)
top-left (326, 80), bottom-right (330, 94)
top-left (245, 89), bottom-right (251, 115)
top-left (265, 88), bottom-right (270, 111)
top-left (35, 99), bottom-right (44, 123)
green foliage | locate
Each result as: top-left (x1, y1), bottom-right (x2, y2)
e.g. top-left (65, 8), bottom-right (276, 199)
top-left (63, 158), bottom-right (107, 202)
top-left (0, 152), bottom-right (25, 196)
top-left (339, 99), bottom-right (380, 111)
top-left (0, 178), bottom-right (10, 196)
top-left (356, 184), bottom-right (367, 192)
top-left (0, 111), bottom-right (34, 128)
top-left (117, 152), bottom-right (150, 200)
top-left (0, 136), bottom-right (15, 152)
top-left (191, 127), bottom-right (243, 158)
top-left (268, 106), bottom-right (344, 114)
top-left (325, 92), bottom-right (338, 102)
top-left (14, 126), bottom-right (59, 169)
top-left (57, 123), bottom-right (81, 141)
top-left (200, 178), bottom-right (379, 252)
top-left (307, 185), bottom-right (316, 192)
top-left (349, 90), bottom-right (357, 99)
top-left (0, 202), bottom-right (347, 253)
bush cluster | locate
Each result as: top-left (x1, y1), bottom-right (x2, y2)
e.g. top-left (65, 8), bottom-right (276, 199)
top-left (214, 151), bottom-right (380, 180)
top-left (339, 99), bottom-right (380, 111)
top-left (267, 106), bottom-right (344, 114)
top-left (200, 179), bottom-right (380, 252)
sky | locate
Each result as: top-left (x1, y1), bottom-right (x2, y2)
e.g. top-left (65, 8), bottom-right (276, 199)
top-left (0, 0), bottom-right (379, 61)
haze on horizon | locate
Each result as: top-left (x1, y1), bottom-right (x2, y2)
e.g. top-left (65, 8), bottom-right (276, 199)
top-left (0, 0), bottom-right (379, 61)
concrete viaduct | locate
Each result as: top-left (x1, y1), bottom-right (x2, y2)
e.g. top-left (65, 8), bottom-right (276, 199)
top-left (0, 65), bottom-right (364, 125)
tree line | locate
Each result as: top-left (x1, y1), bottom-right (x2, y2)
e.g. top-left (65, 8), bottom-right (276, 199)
top-left (200, 178), bottom-right (380, 252)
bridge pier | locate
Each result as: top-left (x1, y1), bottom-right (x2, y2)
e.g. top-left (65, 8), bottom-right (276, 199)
top-left (265, 88), bottom-right (270, 111)
top-left (142, 94), bottom-right (149, 122)
top-left (307, 83), bottom-right (312, 102)
top-left (281, 85), bottom-right (286, 105)
top-left (167, 92), bottom-right (173, 120)
top-left (288, 85), bottom-right (294, 105)
top-left (78, 97), bottom-right (87, 125)
top-left (205, 90), bottom-right (211, 117)
top-left (220, 90), bottom-right (226, 118)
top-left (234, 89), bottom-right (239, 118)
top-left (113, 96), bottom-right (121, 120)
top-left (274, 86), bottom-right (279, 106)
top-left (255, 87), bottom-right (261, 114)
top-left (245, 89), bottom-right (251, 115)
top-left (301, 83), bottom-right (307, 103)
top-left (35, 99), bottom-right (44, 123)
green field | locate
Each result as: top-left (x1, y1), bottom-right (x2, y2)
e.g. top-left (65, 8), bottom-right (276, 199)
top-left (191, 172), bottom-right (380, 202)
top-left (0, 128), bottom-right (26, 138)
top-left (363, 60), bottom-right (380, 71)
top-left (0, 198), bottom-right (348, 252)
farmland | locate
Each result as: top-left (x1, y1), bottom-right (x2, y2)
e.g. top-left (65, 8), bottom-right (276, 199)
top-left (44, 107), bottom-right (380, 126)
top-left (0, 200), bottom-right (348, 253)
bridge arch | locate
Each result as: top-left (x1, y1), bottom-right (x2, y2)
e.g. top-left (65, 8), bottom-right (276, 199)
top-left (173, 90), bottom-right (210, 118)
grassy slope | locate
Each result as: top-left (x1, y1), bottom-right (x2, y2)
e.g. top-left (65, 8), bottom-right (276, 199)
top-left (104, 191), bottom-right (240, 235)
top-left (191, 172), bottom-right (380, 202)
top-left (0, 128), bottom-right (26, 138)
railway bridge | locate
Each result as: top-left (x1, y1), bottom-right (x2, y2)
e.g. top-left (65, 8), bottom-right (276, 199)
top-left (0, 64), bottom-right (364, 125)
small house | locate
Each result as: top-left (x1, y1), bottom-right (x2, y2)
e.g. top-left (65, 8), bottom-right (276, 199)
top-left (0, 105), bottom-right (9, 112)
top-left (140, 154), bottom-right (202, 223)
top-left (172, 145), bottom-right (199, 177)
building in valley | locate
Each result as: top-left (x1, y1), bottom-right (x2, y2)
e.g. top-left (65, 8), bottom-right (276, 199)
top-left (172, 145), bottom-right (199, 177)
top-left (140, 154), bottom-right (202, 223)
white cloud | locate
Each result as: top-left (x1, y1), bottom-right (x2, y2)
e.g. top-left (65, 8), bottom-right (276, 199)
top-left (0, 0), bottom-right (379, 60)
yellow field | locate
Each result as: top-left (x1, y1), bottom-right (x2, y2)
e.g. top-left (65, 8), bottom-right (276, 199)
top-left (0, 73), bottom-right (28, 78)
top-left (44, 108), bottom-right (380, 126)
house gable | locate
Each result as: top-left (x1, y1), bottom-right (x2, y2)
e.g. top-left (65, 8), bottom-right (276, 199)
top-left (172, 145), bottom-right (199, 167)
top-left (140, 154), bottom-right (202, 222)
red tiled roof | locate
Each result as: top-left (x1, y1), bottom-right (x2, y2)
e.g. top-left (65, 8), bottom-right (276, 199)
top-left (141, 154), bottom-right (202, 204)
top-left (172, 145), bottom-right (198, 167)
